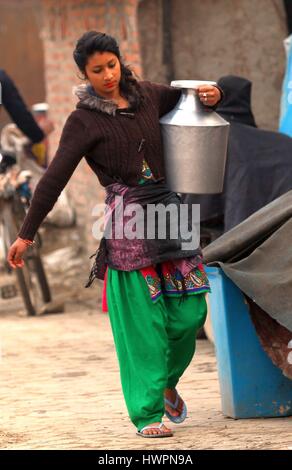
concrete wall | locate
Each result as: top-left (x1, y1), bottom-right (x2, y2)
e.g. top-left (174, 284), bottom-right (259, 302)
top-left (138, 0), bottom-right (288, 130)
top-left (138, 0), bottom-right (165, 83)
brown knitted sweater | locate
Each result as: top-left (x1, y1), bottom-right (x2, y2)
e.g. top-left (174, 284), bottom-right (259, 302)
top-left (18, 81), bottom-right (220, 241)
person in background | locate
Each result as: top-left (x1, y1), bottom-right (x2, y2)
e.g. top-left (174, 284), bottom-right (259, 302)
top-left (0, 69), bottom-right (53, 143)
top-left (29, 103), bottom-right (51, 168)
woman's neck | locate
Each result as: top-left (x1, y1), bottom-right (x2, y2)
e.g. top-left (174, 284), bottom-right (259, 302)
top-left (93, 86), bottom-right (121, 102)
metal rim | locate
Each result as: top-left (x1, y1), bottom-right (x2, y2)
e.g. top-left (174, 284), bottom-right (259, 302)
top-left (170, 80), bottom-right (217, 89)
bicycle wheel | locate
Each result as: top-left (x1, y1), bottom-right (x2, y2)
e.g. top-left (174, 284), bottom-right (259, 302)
top-left (3, 201), bottom-right (51, 315)
top-left (30, 252), bottom-right (51, 303)
top-left (3, 204), bottom-right (37, 316)
top-left (12, 194), bottom-right (52, 309)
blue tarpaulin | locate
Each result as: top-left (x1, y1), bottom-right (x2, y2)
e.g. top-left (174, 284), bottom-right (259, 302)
top-left (279, 35), bottom-right (292, 136)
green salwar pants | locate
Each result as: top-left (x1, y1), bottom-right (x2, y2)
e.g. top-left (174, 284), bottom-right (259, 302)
top-left (106, 267), bottom-right (208, 431)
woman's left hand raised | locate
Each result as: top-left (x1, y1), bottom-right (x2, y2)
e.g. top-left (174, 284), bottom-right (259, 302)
top-left (197, 85), bottom-right (221, 107)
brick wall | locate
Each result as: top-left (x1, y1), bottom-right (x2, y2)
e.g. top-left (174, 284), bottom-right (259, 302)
top-left (40, 0), bottom-right (142, 254)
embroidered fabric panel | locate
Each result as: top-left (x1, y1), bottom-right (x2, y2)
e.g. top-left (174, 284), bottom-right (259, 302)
top-left (139, 159), bottom-right (154, 183)
top-left (140, 262), bottom-right (211, 303)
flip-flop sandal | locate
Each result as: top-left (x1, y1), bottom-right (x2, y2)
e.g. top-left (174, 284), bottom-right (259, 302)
top-left (164, 389), bottom-right (187, 424)
top-left (136, 422), bottom-right (173, 438)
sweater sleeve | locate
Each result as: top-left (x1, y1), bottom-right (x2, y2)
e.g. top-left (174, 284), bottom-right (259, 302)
top-left (0, 69), bottom-right (45, 143)
top-left (18, 111), bottom-right (93, 241)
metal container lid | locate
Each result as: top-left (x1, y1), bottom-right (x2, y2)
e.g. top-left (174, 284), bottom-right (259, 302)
top-left (171, 80), bottom-right (217, 89)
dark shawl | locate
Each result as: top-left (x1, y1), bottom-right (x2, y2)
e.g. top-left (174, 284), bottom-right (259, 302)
top-left (86, 180), bottom-right (202, 286)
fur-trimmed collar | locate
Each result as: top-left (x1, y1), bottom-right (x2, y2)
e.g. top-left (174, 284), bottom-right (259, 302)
top-left (74, 84), bottom-right (118, 115)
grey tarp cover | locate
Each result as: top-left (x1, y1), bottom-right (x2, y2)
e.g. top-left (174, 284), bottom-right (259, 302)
top-left (203, 190), bottom-right (292, 332)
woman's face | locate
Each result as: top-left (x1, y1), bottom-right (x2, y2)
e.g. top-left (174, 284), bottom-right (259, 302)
top-left (84, 51), bottom-right (121, 97)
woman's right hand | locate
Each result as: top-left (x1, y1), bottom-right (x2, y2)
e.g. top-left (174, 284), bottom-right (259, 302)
top-left (7, 238), bottom-right (30, 269)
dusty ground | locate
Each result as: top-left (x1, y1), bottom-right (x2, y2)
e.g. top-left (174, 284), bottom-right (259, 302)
top-left (1, 285), bottom-right (292, 451)
top-left (1, 223), bottom-right (292, 450)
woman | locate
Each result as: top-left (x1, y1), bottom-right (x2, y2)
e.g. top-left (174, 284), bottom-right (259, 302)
top-left (7, 31), bottom-right (222, 438)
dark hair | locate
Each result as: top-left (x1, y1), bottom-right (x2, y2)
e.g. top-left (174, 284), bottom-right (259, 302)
top-left (73, 31), bottom-right (142, 109)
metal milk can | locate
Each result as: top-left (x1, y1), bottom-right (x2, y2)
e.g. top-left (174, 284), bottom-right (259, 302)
top-left (159, 80), bottom-right (230, 194)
